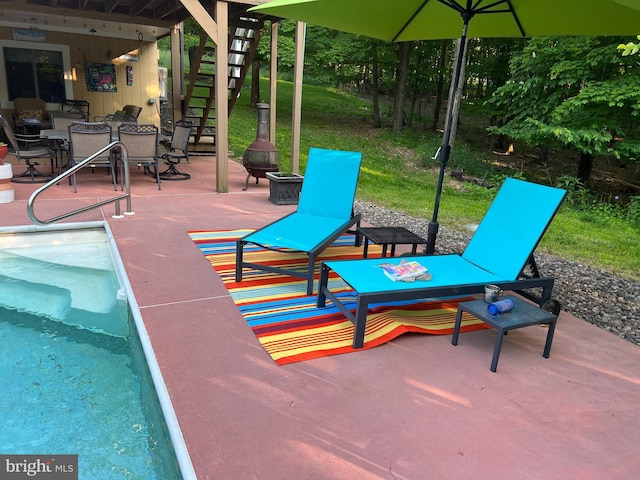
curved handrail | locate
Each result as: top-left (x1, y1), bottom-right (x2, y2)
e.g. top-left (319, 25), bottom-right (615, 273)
top-left (27, 141), bottom-right (134, 226)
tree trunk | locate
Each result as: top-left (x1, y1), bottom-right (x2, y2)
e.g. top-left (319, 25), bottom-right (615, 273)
top-left (539, 145), bottom-right (549, 166)
top-left (432, 40), bottom-right (448, 131)
top-left (475, 78), bottom-right (484, 99)
top-left (407, 56), bottom-right (421, 127)
top-left (392, 41), bottom-right (412, 134)
top-left (489, 115), bottom-right (510, 151)
top-left (251, 60), bottom-right (260, 107)
top-left (577, 151), bottom-right (595, 187)
top-left (372, 42), bottom-right (381, 128)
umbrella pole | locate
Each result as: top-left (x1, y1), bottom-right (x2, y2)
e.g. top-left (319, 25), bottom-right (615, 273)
top-left (425, 18), bottom-right (470, 254)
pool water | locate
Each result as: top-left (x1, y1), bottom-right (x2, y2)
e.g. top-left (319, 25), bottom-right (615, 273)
top-left (0, 227), bottom-right (185, 479)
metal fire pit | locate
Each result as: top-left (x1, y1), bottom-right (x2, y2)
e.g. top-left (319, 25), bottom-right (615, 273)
top-left (242, 103), bottom-right (280, 190)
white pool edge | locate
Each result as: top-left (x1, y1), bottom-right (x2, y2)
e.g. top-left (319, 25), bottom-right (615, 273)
top-left (0, 221), bottom-right (198, 480)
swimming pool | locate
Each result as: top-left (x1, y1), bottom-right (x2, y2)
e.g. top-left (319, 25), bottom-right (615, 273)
top-left (0, 222), bottom-right (195, 479)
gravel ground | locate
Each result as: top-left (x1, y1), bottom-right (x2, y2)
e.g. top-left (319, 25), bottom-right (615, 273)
top-left (354, 199), bottom-right (640, 347)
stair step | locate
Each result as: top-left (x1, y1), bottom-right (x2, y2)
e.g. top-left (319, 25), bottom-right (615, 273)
top-left (184, 18), bottom-right (261, 146)
top-left (0, 274), bottom-right (72, 322)
top-left (0, 229), bottom-right (129, 337)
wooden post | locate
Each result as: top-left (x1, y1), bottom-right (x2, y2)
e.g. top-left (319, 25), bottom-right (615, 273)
top-left (269, 21), bottom-right (278, 145)
top-left (215, 0), bottom-right (229, 192)
top-left (291, 21), bottom-right (305, 174)
top-left (179, 0), bottom-right (229, 192)
top-left (170, 23), bottom-right (183, 124)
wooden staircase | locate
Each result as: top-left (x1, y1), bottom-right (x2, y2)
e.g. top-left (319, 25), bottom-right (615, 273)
top-left (185, 15), bottom-right (263, 146)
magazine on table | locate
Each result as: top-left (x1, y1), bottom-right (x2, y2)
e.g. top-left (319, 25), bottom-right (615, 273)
top-left (378, 259), bottom-right (431, 282)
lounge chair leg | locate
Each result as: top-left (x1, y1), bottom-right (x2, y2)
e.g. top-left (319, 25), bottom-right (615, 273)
top-left (317, 264), bottom-right (329, 307)
top-left (352, 299), bottom-right (368, 349)
top-left (306, 255), bottom-right (316, 295)
top-left (235, 241), bottom-right (245, 282)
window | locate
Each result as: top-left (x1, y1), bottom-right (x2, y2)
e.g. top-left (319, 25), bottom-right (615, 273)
top-left (0, 40), bottom-right (72, 109)
top-left (4, 47), bottom-right (64, 102)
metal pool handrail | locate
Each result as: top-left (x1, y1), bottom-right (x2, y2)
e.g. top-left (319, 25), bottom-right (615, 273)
top-left (27, 141), bottom-right (134, 226)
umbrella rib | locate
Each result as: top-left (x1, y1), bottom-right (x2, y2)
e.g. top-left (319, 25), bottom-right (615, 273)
top-left (474, 0), bottom-right (526, 37)
top-left (392, 0), bottom-right (432, 43)
top-left (504, 0), bottom-right (526, 37)
top-left (437, 0), bottom-right (526, 38)
top-left (438, 0), bottom-right (465, 14)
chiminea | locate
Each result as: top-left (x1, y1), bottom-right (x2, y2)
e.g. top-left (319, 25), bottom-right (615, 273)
top-left (242, 103), bottom-right (280, 190)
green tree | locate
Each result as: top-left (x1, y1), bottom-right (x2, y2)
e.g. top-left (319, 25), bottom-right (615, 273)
top-left (487, 36), bottom-right (640, 186)
top-left (618, 36), bottom-right (640, 56)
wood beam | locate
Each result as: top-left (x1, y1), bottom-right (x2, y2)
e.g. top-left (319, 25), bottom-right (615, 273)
top-left (129, 0), bottom-right (156, 17)
top-left (179, 0), bottom-right (218, 39)
top-left (269, 21), bottom-right (277, 145)
top-left (105, 0), bottom-right (124, 14)
top-left (170, 23), bottom-right (184, 126)
top-left (215, 0), bottom-right (229, 192)
top-left (291, 21), bottom-right (305, 174)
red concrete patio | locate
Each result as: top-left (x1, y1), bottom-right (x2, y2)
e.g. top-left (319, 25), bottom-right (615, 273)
top-left (1, 154), bottom-right (639, 479)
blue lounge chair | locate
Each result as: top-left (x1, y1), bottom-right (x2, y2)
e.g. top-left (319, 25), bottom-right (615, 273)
top-left (236, 147), bottom-right (363, 295)
top-left (316, 177), bottom-right (567, 348)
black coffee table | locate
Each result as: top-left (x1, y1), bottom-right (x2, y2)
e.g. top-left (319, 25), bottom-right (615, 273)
top-left (452, 295), bottom-right (558, 372)
top-left (357, 226), bottom-right (426, 258)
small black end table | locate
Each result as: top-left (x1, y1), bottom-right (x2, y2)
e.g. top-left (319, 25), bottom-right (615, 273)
top-left (357, 226), bottom-right (426, 258)
top-left (452, 295), bottom-right (558, 372)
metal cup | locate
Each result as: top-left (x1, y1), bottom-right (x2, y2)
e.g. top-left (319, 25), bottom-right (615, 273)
top-left (484, 284), bottom-right (502, 303)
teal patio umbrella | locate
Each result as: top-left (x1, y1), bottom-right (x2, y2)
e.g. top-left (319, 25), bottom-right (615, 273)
top-left (251, 0), bottom-right (640, 253)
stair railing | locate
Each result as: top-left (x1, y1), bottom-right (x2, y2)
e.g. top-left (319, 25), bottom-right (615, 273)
top-left (27, 142), bottom-right (134, 226)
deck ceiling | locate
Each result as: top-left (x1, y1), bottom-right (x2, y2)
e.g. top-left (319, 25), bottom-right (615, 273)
top-left (0, 0), bottom-right (267, 40)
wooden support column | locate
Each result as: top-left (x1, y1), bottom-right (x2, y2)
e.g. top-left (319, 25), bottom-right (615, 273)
top-left (180, 0), bottom-right (219, 43)
top-left (179, 0), bottom-right (229, 192)
top-left (170, 23), bottom-right (184, 124)
top-left (269, 21), bottom-right (278, 145)
top-left (291, 21), bottom-right (305, 174)
top-left (215, 0), bottom-right (229, 192)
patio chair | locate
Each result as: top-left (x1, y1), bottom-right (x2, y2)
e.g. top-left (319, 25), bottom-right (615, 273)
top-left (68, 121), bottom-right (117, 193)
top-left (316, 177), bottom-right (568, 348)
top-left (121, 105), bottom-right (142, 119)
top-left (117, 123), bottom-right (161, 189)
top-left (95, 105), bottom-right (141, 122)
top-left (62, 100), bottom-right (90, 119)
top-left (0, 114), bottom-right (54, 183)
top-left (12, 97), bottom-right (47, 131)
top-left (101, 114), bottom-right (137, 131)
top-left (52, 110), bottom-right (88, 128)
top-left (159, 120), bottom-right (192, 180)
top-left (51, 110), bottom-right (87, 173)
top-left (236, 147), bottom-right (363, 295)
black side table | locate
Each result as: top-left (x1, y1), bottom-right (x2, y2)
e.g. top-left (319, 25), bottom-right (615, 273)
top-left (357, 226), bottom-right (426, 258)
top-left (452, 295), bottom-right (558, 372)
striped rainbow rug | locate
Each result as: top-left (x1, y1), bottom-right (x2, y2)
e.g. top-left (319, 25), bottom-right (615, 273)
top-left (189, 229), bottom-right (487, 365)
